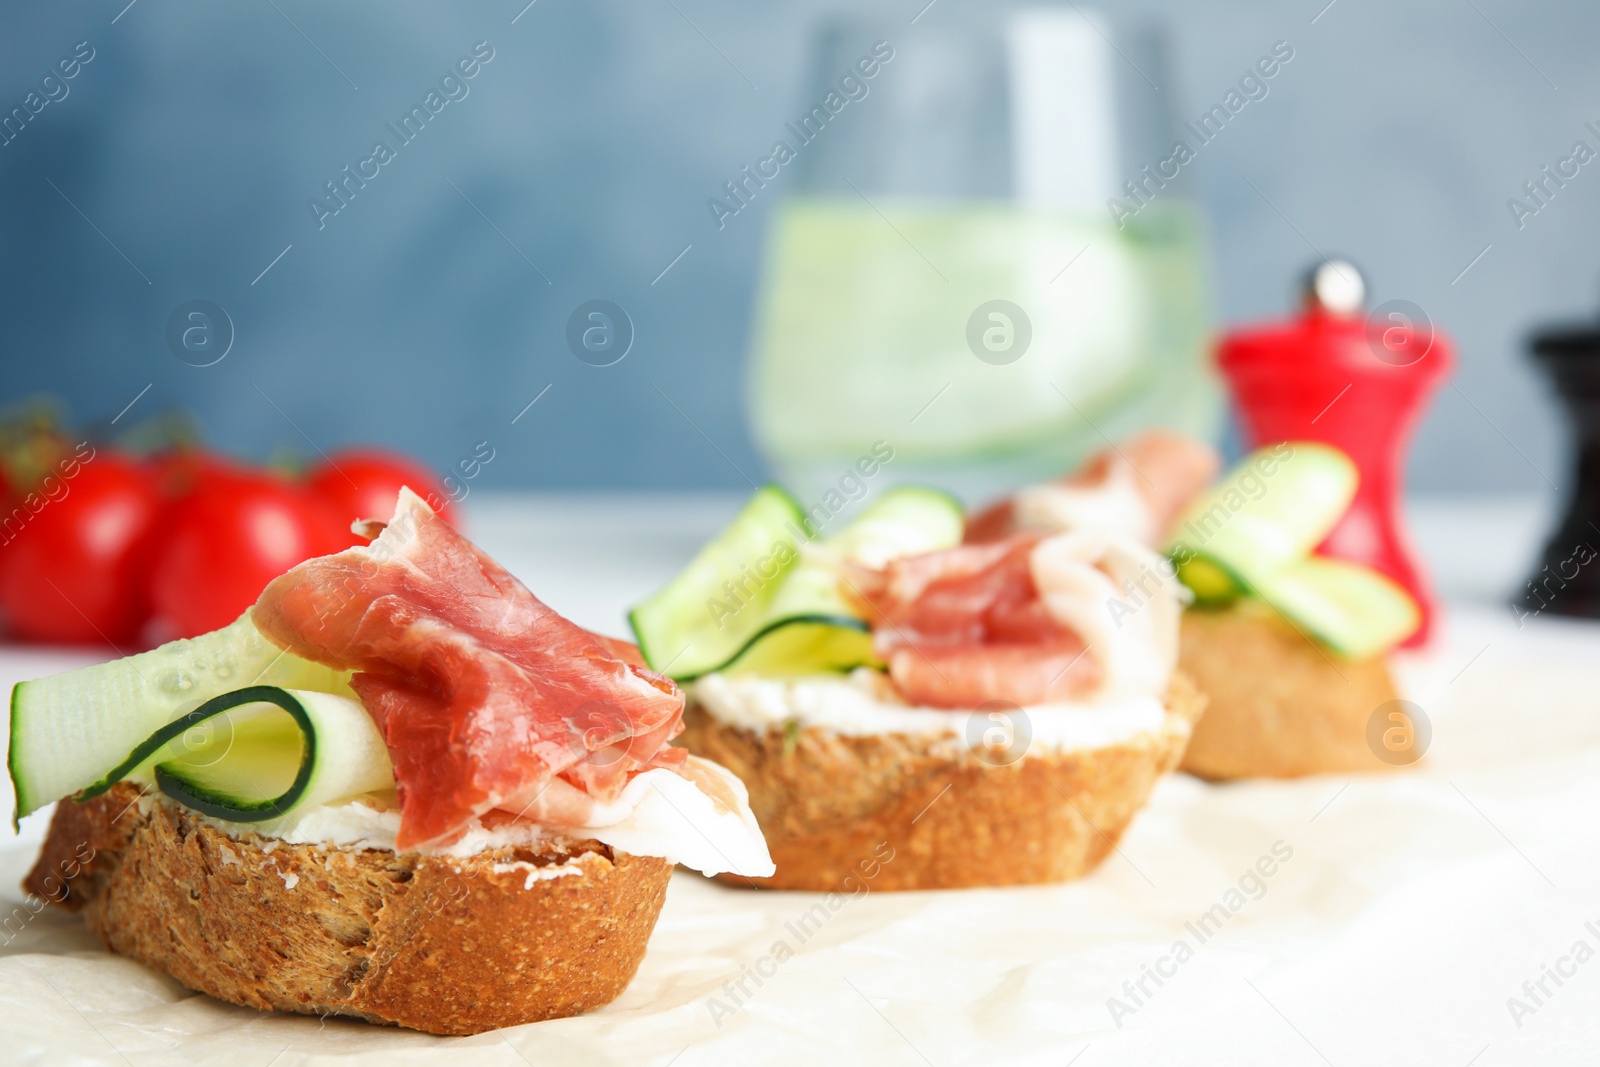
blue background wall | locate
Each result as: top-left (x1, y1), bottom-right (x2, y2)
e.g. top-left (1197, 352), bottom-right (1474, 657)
top-left (0, 0), bottom-right (1593, 493)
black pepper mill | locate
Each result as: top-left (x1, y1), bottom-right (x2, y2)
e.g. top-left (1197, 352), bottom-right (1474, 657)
top-left (1523, 316), bottom-right (1600, 620)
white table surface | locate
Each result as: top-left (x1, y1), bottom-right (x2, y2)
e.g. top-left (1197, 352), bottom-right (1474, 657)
top-left (1, 492), bottom-right (1597, 1066)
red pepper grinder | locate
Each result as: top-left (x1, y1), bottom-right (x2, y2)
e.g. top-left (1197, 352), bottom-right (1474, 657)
top-left (1216, 260), bottom-right (1453, 647)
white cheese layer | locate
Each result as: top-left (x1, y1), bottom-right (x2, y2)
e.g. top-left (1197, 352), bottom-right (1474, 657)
top-left (692, 671), bottom-right (1171, 752)
top-left (197, 755), bottom-right (775, 879)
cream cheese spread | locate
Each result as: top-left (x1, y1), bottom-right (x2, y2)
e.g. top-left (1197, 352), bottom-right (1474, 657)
top-left (191, 755), bottom-right (775, 879)
top-left (691, 670), bottom-right (1172, 753)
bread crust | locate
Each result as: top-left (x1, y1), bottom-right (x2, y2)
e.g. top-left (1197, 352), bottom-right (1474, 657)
top-left (1177, 603), bottom-right (1403, 780)
top-left (24, 783), bottom-right (671, 1035)
top-left (678, 675), bottom-right (1205, 891)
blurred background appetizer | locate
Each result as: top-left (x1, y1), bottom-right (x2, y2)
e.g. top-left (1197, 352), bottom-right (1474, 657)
top-left (630, 475), bottom-right (1204, 891)
top-left (1168, 444), bottom-right (1422, 778)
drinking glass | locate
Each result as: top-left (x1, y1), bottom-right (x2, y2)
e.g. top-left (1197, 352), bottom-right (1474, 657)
top-left (746, 7), bottom-right (1220, 503)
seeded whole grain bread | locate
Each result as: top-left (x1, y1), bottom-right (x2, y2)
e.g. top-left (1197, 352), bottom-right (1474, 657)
top-left (1177, 602), bottom-right (1405, 780)
top-left (24, 782), bottom-right (672, 1035)
top-left (679, 674), bottom-right (1205, 891)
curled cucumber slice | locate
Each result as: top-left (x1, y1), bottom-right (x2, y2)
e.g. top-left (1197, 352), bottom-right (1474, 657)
top-left (629, 486), bottom-right (808, 681)
top-left (1252, 557), bottom-right (1420, 660)
top-left (75, 685), bottom-right (393, 822)
top-left (1167, 442), bottom-right (1420, 658)
top-left (630, 484), bottom-right (963, 680)
top-left (1174, 556), bottom-right (1246, 606)
top-left (9, 615), bottom-right (353, 824)
top-left (1168, 442), bottom-right (1356, 588)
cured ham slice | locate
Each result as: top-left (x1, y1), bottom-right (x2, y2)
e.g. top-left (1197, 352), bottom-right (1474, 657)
top-left (252, 489), bottom-right (685, 849)
top-left (966, 431), bottom-right (1220, 545)
top-left (1030, 531), bottom-right (1180, 700)
top-left (853, 531), bottom-right (1180, 709)
top-left (852, 535), bottom-right (1098, 708)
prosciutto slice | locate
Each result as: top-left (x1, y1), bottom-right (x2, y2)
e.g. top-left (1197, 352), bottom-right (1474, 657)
top-left (852, 534), bottom-right (1100, 708)
top-left (853, 530), bottom-right (1179, 710)
top-left (966, 430), bottom-right (1220, 545)
top-left (252, 489), bottom-right (685, 849)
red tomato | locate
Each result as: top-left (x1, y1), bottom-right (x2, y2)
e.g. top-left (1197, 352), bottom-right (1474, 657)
top-left (308, 448), bottom-right (453, 542)
top-left (148, 470), bottom-right (349, 638)
top-left (144, 447), bottom-right (239, 500)
top-left (0, 451), bottom-right (161, 645)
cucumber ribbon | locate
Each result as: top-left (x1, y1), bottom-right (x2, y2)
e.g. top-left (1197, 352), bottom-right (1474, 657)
top-left (629, 484), bottom-right (964, 680)
top-left (1165, 442), bottom-right (1419, 658)
top-left (76, 685), bottom-right (393, 823)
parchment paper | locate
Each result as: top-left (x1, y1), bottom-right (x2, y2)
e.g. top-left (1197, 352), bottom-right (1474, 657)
top-left (2, 604), bottom-right (1597, 1066)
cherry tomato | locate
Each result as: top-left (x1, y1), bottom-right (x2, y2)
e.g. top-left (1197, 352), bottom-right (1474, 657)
top-left (144, 447), bottom-right (239, 500)
top-left (308, 448), bottom-right (453, 542)
top-left (0, 450), bottom-right (161, 645)
top-left (147, 470), bottom-right (349, 638)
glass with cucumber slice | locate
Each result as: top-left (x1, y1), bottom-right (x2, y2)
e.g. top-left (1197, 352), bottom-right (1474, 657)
top-left (629, 485), bottom-right (963, 680)
top-left (1164, 442), bottom-right (1420, 659)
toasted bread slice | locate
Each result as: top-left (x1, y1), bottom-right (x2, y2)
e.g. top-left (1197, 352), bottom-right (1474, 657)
top-left (678, 674), bottom-right (1204, 891)
top-left (24, 783), bottom-right (671, 1035)
top-left (1177, 602), bottom-right (1403, 780)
